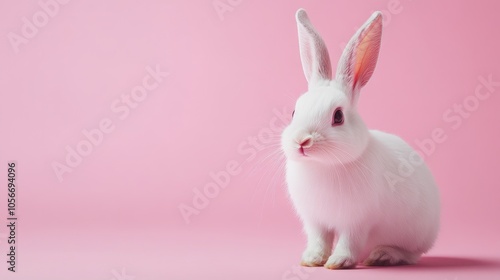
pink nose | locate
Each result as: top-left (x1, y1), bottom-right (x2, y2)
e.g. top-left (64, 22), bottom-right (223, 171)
top-left (299, 137), bottom-right (313, 148)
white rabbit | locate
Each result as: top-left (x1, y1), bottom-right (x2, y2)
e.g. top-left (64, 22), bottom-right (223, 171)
top-left (281, 9), bottom-right (440, 269)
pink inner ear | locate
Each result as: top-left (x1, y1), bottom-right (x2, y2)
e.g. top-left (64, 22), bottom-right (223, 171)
top-left (353, 16), bottom-right (382, 89)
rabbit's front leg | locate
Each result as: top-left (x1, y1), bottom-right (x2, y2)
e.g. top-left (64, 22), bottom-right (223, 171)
top-left (325, 229), bottom-right (367, 269)
top-left (300, 222), bottom-right (334, 267)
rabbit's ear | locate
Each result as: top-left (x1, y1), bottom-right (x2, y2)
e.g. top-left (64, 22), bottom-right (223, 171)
top-left (296, 9), bottom-right (332, 86)
top-left (336, 12), bottom-right (383, 95)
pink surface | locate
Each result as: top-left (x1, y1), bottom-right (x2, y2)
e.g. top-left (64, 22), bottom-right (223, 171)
top-left (0, 0), bottom-right (499, 279)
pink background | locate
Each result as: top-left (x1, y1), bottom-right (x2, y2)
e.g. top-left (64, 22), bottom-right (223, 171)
top-left (1, 0), bottom-right (500, 279)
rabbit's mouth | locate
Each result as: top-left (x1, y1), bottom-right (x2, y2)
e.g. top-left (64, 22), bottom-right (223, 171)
top-left (299, 146), bottom-right (314, 158)
top-left (299, 146), bottom-right (307, 156)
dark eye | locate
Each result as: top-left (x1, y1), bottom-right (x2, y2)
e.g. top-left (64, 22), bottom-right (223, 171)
top-left (332, 109), bottom-right (344, 126)
top-left (292, 110), bottom-right (295, 118)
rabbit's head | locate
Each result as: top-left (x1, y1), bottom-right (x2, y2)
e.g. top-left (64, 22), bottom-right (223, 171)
top-left (282, 9), bottom-right (383, 164)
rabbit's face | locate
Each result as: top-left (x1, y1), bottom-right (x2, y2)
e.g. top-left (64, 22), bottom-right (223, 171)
top-left (281, 83), bottom-right (369, 164)
top-left (282, 9), bottom-right (383, 164)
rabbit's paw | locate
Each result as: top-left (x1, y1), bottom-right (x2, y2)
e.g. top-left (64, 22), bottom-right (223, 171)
top-left (300, 249), bottom-right (329, 267)
top-left (363, 246), bottom-right (419, 266)
top-left (324, 254), bottom-right (357, 269)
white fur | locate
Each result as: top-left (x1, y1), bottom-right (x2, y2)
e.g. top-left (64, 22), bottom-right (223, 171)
top-left (282, 9), bottom-right (440, 269)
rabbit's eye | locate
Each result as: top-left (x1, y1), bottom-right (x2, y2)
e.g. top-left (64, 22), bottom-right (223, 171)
top-left (332, 109), bottom-right (344, 126)
top-left (292, 110), bottom-right (295, 118)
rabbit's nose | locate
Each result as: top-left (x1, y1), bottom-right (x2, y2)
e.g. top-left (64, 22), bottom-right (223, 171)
top-left (299, 136), bottom-right (313, 148)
